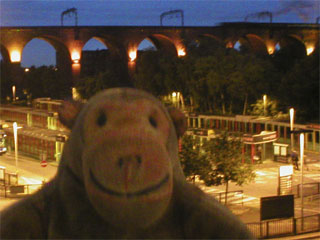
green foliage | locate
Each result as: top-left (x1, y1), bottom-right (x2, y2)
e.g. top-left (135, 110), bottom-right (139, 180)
top-left (133, 50), bottom-right (180, 97)
top-left (278, 51), bottom-right (319, 122)
top-left (200, 131), bottom-right (256, 192)
top-left (0, 61), bottom-right (13, 100)
top-left (249, 98), bottom-right (279, 117)
top-left (23, 66), bottom-right (70, 99)
top-left (179, 135), bottom-right (207, 183)
top-left (76, 69), bottom-right (123, 99)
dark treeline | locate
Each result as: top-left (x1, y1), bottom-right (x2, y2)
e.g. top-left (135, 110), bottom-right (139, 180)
top-left (132, 39), bottom-right (319, 123)
top-left (1, 38), bottom-right (318, 124)
top-left (0, 64), bottom-right (71, 101)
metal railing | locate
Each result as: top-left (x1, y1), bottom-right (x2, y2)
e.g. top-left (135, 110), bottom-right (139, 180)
top-left (247, 214), bottom-right (320, 239)
top-left (293, 182), bottom-right (320, 198)
top-left (0, 183), bottom-right (43, 198)
top-left (212, 190), bottom-right (244, 205)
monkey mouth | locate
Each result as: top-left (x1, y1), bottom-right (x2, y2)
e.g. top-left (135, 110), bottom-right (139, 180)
top-left (90, 170), bottom-right (169, 198)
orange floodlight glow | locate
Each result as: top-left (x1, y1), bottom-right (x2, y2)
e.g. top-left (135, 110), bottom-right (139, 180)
top-left (71, 51), bottom-right (80, 64)
top-left (307, 46), bottom-right (314, 56)
top-left (268, 47), bottom-right (275, 55)
top-left (10, 51), bottom-right (21, 62)
top-left (177, 48), bottom-right (186, 57)
top-left (129, 51), bottom-right (137, 62)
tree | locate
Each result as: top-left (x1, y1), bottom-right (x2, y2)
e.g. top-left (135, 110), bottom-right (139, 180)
top-left (23, 66), bottom-right (70, 99)
top-left (179, 135), bottom-right (207, 184)
top-left (134, 50), bottom-right (179, 97)
top-left (0, 61), bottom-right (13, 100)
top-left (201, 131), bottom-right (255, 204)
top-left (249, 98), bottom-right (279, 117)
top-left (278, 50), bottom-right (319, 123)
top-left (75, 69), bottom-right (125, 99)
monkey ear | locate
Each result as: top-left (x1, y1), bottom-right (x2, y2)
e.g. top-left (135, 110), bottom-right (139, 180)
top-left (167, 107), bottom-right (187, 138)
top-left (58, 100), bottom-right (84, 129)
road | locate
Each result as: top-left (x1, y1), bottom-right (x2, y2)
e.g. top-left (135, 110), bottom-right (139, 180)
top-left (0, 151), bottom-right (319, 220)
top-left (0, 152), bottom-right (57, 184)
top-left (0, 152), bottom-right (58, 211)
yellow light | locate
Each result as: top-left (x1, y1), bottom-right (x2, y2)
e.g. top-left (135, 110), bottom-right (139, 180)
top-left (268, 47), bottom-right (274, 55)
top-left (12, 85), bottom-right (16, 101)
top-left (177, 49), bottom-right (186, 57)
top-left (24, 68), bottom-right (29, 72)
top-left (129, 51), bottom-right (137, 62)
top-left (279, 165), bottom-right (293, 177)
top-left (71, 51), bottom-right (80, 63)
top-left (307, 46), bottom-right (314, 55)
top-left (172, 92), bottom-right (177, 97)
top-left (10, 51), bottom-right (21, 62)
top-left (300, 133), bottom-right (304, 160)
top-left (289, 108), bottom-right (294, 131)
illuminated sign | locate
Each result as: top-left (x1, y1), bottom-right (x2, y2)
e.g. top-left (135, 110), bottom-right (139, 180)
top-left (279, 165), bottom-right (293, 177)
top-left (243, 131), bottom-right (277, 144)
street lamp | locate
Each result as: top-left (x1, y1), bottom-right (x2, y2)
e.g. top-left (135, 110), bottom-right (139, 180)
top-left (263, 95), bottom-right (267, 116)
top-left (12, 86), bottom-right (16, 102)
top-left (300, 133), bottom-right (305, 230)
top-left (289, 108), bottom-right (294, 150)
top-left (290, 129), bottom-right (312, 230)
top-left (13, 122), bottom-right (19, 173)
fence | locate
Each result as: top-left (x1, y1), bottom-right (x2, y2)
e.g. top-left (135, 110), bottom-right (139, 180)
top-left (0, 183), bottom-right (43, 198)
top-left (0, 166), bottom-right (43, 198)
top-left (293, 182), bottom-right (320, 198)
top-left (247, 214), bottom-right (320, 239)
top-left (212, 190), bottom-right (244, 205)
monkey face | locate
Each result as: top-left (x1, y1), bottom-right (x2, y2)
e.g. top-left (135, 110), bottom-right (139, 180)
top-left (81, 97), bottom-right (173, 229)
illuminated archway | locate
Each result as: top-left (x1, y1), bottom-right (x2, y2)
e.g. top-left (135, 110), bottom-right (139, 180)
top-left (149, 34), bottom-right (177, 56)
top-left (81, 38), bottom-right (109, 76)
top-left (0, 44), bottom-right (10, 63)
top-left (188, 34), bottom-right (224, 55)
top-left (246, 34), bottom-right (268, 55)
top-left (278, 35), bottom-right (307, 58)
top-left (136, 38), bottom-right (157, 61)
top-left (21, 38), bottom-right (56, 67)
top-left (138, 39), bottom-right (157, 51)
top-left (233, 34), bottom-right (268, 55)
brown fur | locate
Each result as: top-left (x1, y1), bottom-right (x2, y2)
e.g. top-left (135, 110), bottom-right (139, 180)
top-left (0, 88), bottom-right (252, 239)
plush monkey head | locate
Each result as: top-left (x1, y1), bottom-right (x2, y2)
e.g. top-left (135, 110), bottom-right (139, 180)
top-left (58, 88), bottom-right (186, 230)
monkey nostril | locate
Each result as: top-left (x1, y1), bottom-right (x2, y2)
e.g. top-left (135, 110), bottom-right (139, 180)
top-left (149, 116), bottom-right (157, 129)
top-left (136, 155), bottom-right (142, 165)
top-left (118, 157), bottom-right (124, 168)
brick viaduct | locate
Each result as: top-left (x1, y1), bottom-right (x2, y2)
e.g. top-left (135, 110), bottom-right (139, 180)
top-left (0, 22), bottom-right (319, 90)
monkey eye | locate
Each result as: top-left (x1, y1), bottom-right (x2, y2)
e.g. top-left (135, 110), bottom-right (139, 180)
top-left (96, 111), bottom-right (107, 127)
top-left (149, 116), bottom-right (158, 129)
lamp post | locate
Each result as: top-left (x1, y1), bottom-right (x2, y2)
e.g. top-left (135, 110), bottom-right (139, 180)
top-left (300, 133), bottom-right (304, 230)
top-left (12, 86), bottom-right (16, 102)
top-left (263, 95), bottom-right (267, 116)
top-left (13, 122), bottom-right (19, 173)
top-left (290, 129), bottom-right (312, 230)
top-left (289, 108), bottom-right (294, 151)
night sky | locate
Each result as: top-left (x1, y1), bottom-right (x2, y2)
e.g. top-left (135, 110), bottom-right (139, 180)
top-left (0, 0), bottom-right (319, 67)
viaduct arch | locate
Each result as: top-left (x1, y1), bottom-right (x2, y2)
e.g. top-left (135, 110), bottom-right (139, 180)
top-left (0, 22), bottom-right (319, 91)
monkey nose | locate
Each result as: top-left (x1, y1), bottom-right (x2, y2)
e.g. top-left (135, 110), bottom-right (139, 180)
top-left (117, 155), bottom-right (142, 169)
